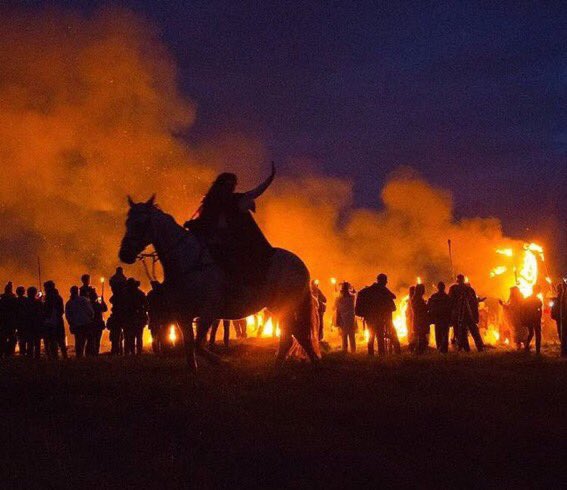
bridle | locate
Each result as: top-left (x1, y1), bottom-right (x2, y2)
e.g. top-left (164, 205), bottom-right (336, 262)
top-left (127, 204), bottom-right (211, 281)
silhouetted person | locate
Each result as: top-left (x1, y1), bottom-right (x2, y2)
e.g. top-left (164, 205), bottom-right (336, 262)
top-left (428, 281), bottom-right (452, 353)
top-left (107, 298), bottom-right (124, 355)
top-left (551, 282), bottom-right (567, 355)
top-left (78, 279), bottom-right (106, 355)
top-left (79, 274), bottom-right (96, 300)
top-left (356, 274), bottom-right (399, 356)
top-left (122, 278), bottom-right (147, 355)
top-left (184, 164), bottom-right (275, 292)
top-left (90, 289), bottom-right (107, 355)
top-left (109, 267), bottom-right (127, 294)
top-left (500, 286), bottom-right (525, 350)
top-left (449, 275), bottom-right (484, 352)
top-left (524, 285), bottom-right (543, 354)
top-left (210, 319), bottom-right (230, 349)
top-left (411, 284), bottom-right (429, 354)
top-left (43, 281), bottom-right (67, 359)
top-left (65, 286), bottom-right (94, 358)
top-left (334, 282), bottom-right (356, 353)
top-left (147, 281), bottom-right (168, 353)
top-left (15, 285), bottom-right (31, 356)
top-left (0, 282), bottom-right (18, 357)
top-left (311, 280), bottom-right (327, 341)
top-left (26, 287), bottom-right (43, 358)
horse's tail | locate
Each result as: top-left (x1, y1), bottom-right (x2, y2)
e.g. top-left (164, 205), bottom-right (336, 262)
top-left (296, 287), bottom-right (321, 359)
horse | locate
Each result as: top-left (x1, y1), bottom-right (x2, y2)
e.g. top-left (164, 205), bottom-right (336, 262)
top-left (118, 195), bottom-right (320, 372)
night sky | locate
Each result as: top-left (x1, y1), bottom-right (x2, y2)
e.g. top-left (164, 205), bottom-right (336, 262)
top-left (7, 1), bottom-right (567, 268)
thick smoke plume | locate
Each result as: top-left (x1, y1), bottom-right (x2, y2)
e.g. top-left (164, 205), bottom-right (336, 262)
top-left (0, 7), bottom-right (527, 301)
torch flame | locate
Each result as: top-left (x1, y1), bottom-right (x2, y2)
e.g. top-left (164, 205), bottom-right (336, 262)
top-left (168, 324), bottom-right (177, 345)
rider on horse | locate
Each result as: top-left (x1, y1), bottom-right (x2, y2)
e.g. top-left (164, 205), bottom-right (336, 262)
top-left (184, 163), bottom-right (276, 291)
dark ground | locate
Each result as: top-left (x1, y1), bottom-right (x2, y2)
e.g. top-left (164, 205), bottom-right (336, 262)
top-left (1, 343), bottom-right (566, 489)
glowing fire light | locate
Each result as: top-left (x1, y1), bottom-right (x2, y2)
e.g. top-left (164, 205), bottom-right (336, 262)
top-left (496, 248), bottom-right (513, 257)
top-left (245, 312), bottom-right (280, 338)
top-left (490, 266), bottom-right (507, 277)
top-left (392, 295), bottom-right (410, 339)
top-left (465, 276), bottom-right (470, 283)
top-left (416, 276), bottom-right (422, 284)
top-left (526, 243), bottom-right (543, 254)
top-left (492, 242), bottom-right (545, 298)
top-left (168, 324), bottom-right (177, 345)
top-left (330, 277), bottom-right (337, 285)
top-left (484, 324), bottom-right (500, 345)
top-left (517, 243), bottom-right (540, 297)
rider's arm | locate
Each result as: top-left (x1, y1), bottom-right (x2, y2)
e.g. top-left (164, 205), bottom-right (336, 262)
top-left (242, 162), bottom-right (275, 201)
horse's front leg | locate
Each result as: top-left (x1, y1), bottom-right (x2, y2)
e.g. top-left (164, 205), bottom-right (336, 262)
top-left (178, 317), bottom-right (197, 373)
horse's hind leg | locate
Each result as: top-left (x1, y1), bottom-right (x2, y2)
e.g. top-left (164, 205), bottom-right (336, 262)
top-left (275, 334), bottom-right (294, 365)
top-left (179, 318), bottom-right (197, 374)
top-left (295, 334), bottom-right (320, 364)
top-left (195, 317), bottom-right (221, 365)
top-left (293, 291), bottom-right (321, 364)
top-left (275, 314), bottom-right (294, 365)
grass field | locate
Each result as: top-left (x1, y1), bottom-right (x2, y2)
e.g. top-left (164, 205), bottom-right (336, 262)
top-left (1, 342), bottom-right (566, 488)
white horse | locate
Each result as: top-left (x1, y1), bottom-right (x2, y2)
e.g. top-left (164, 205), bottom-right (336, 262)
top-left (118, 196), bottom-right (320, 372)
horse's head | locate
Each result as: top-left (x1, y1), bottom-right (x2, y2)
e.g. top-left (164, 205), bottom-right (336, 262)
top-left (119, 194), bottom-right (156, 264)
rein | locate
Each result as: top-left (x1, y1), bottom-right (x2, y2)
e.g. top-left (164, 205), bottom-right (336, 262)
top-left (137, 252), bottom-right (159, 282)
top-left (134, 206), bottom-right (212, 282)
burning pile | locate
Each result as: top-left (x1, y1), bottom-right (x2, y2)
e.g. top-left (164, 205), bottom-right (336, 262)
top-left (491, 243), bottom-right (549, 299)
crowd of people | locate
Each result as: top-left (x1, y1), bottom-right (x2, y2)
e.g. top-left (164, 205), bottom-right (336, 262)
top-left (0, 265), bottom-right (254, 359)
top-left (1, 266), bottom-right (565, 359)
top-left (0, 268), bottom-right (155, 359)
top-left (321, 273), bottom-right (566, 357)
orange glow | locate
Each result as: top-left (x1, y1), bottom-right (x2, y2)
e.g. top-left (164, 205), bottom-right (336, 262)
top-left (483, 324), bottom-right (500, 345)
top-left (246, 311), bottom-right (280, 338)
top-left (392, 294), bottom-right (410, 339)
top-left (517, 244), bottom-right (540, 297)
top-left (168, 324), bottom-right (177, 345)
top-left (496, 248), bottom-right (513, 257)
top-left (489, 266), bottom-right (507, 277)
top-left (0, 7), bottom-right (556, 357)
